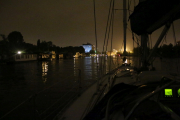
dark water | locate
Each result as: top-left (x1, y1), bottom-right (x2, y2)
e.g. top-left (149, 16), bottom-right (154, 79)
top-left (1, 56), bottom-right (179, 119)
top-left (0, 56), bottom-right (123, 120)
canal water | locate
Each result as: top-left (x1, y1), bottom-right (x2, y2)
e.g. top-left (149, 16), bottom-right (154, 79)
top-left (0, 56), bottom-right (179, 119)
top-left (0, 56), bottom-right (124, 120)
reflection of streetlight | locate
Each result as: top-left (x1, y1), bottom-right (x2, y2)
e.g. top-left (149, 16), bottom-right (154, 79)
top-left (17, 51), bottom-right (21, 54)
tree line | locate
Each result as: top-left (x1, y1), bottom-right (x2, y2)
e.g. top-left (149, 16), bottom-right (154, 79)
top-left (133, 43), bottom-right (180, 58)
top-left (0, 31), bottom-right (85, 55)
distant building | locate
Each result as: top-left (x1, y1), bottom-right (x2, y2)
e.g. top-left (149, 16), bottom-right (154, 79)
top-left (82, 43), bottom-right (95, 53)
top-left (51, 51), bottom-right (56, 59)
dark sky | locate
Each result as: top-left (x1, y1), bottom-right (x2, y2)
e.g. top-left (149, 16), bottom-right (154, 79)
top-left (0, 0), bottom-right (180, 52)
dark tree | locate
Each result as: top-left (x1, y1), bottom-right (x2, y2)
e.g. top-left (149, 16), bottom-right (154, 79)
top-left (37, 39), bottom-right (40, 48)
top-left (0, 34), bottom-right (7, 41)
top-left (79, 46), bottom-right (85, 53)
top-left (8, 31), bottom-right (24, 43)
top-left (90, 50), bottom-right (95, 54)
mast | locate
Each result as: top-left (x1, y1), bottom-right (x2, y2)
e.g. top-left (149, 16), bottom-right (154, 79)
top-left (123, 0), bottom-right (127, 55)
top-left (139, 0), bottom-right (148, 68)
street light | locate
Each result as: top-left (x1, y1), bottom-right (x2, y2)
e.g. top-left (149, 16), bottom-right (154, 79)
top-left (17, 51), bottom-right (21, 54)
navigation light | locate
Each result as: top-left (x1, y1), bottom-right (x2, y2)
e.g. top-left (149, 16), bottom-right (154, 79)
top-left (164, 89), bottom-right (173, 97)
top-left (178, 88), bottom-right (180, 97)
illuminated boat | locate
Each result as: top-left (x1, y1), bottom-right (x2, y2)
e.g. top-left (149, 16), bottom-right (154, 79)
top-left (38, 53), bottom-right (52, 61)
top-left (6, 53), bottom-right (38, 64)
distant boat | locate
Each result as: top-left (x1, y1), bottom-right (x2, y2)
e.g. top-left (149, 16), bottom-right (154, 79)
top-left (38, 53), bottom-right (52, 61)
top-left (6, 53), bottom-right (37, 64)
top-left (73, 52), bottom-right (81, 58)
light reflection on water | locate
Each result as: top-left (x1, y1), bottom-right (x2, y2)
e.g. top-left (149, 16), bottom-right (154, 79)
top-left (2, 56), bottom-right (169, 119)
top-left (42, 62), bottom-right (48, 83)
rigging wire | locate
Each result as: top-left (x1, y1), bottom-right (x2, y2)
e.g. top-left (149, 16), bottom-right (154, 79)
top-left (127, 27), bottom-right (140, 46)
top-left (93, 0), bottom-right (98, 62)
top-left (105, 3), bottom-right (114, 53)
top-left (106, 0), bottom-right (116, 73)
top-left (172, 21), bottom-right (179, 73)
top-left (109, 0), bottom-right (115, 73)
top-left (101, 0), bottom-right (114, 75)
top-left (102, 0), bottom-right (114, 53)
top-left (93, 0), bottom-right (100, 91)
top-left (151, 24), bottom-right (170, 64)
top-left (160, 30), bottom-right (169, 47)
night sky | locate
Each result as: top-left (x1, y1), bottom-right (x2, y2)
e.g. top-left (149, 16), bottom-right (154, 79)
top-left (0, 0), bottom-right (180, 51)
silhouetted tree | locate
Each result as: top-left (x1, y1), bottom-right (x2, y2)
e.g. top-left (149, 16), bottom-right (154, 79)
top-left (159, 43), bottom-right (173, 58)
top-left (8, 31), bottom-right (24, 43)
top-left (0, 37), bottom-right (9, 55)
top-left (90, 50), bottom-right (95, 54)
top-left (0, 34), bottom-right (7, 41)
top-left (79, 46), bottom-right (85, 53)
top-left (37, 39), bottom-right (40, 51)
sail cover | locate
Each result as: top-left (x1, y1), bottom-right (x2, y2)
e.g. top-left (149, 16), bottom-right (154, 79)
top-left (129, 0), bottom-right (180, 35)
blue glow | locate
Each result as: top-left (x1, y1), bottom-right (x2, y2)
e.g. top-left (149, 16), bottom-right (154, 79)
top-left (82, 45), bottom-right (92, 53)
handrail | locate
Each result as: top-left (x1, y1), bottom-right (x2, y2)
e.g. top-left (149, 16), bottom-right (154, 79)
top-left (105, 88), bottom-right (129, 120)
top-left (104, 77), bottom-right (176, 120)
top-left (124, 79), bottom-right (176, 120)
top-left (158, 102), bottom-right (180, 120)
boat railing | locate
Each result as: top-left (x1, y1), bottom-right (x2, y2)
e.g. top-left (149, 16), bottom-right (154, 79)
top-left (104, 77), bottom-right (176, 120)
top-left (80, 67), bottom-right (120, 120)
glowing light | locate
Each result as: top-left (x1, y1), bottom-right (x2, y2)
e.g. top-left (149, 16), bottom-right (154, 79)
top-left (125, 59), bottom-right (127, 63)
top-left (164, 89), bottom-right (173, 97)
top-left (178, 88), bottom-right (180, 97)
top-left (17, 51), bottom-right (21, 54)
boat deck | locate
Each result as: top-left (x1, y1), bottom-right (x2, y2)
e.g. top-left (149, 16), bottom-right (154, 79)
top-left (56, 69), bottom-right (180, 120)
